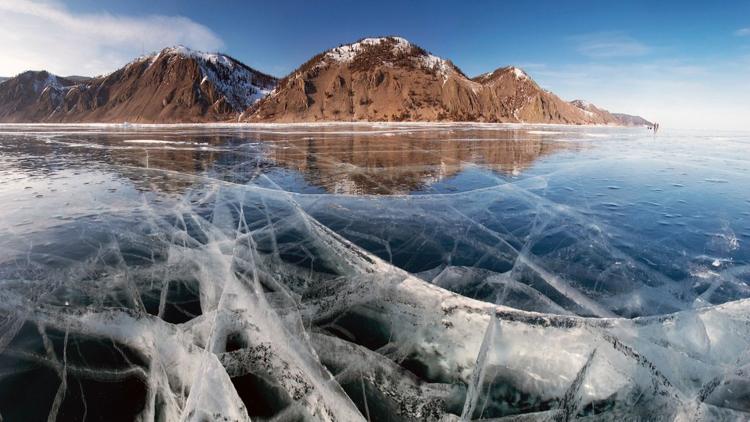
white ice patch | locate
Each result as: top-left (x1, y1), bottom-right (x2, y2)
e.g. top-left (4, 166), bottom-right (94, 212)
top-left (527, 130), bottom-right (566, 135)
top-left (122, 139), bottom-right (207, 145)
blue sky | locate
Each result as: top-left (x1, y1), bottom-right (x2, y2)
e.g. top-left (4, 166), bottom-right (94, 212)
top-left (2, 0), bottom-right (750, 129)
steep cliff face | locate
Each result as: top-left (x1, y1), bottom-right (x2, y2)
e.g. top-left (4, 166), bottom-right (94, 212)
top-left (245, 37), bottom-right (630, 125)
top-left (0, 47), bottom-right (277, 123)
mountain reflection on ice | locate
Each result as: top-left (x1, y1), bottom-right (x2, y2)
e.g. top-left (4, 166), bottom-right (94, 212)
top-left (0, 124), bottom-right (748, 421)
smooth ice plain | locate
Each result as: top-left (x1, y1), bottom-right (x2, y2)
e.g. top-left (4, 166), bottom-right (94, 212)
top-left (0, 123), bottom-right (748, 421)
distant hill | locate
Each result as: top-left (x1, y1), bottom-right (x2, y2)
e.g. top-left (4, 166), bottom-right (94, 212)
top-left (0, 38), bottom-right (649, 125)
top-left (611, 113), bottom-right (653, 127)
top-left (0, 71), bottom-right (81, 122)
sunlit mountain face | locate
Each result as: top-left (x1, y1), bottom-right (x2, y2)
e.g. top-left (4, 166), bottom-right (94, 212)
top-left (0, 124), bottom-right (749, 421)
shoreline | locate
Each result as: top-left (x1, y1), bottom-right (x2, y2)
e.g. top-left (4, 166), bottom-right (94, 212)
top-left (0, 120), bottom-right (645, 129)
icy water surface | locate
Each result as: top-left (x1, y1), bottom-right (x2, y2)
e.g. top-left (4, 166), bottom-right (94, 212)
top-left (0, 123), bottom-right (748, 421)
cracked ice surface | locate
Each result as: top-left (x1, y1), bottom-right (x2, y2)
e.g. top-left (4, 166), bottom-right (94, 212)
top-left (0, 124), bottom-right (749, 421)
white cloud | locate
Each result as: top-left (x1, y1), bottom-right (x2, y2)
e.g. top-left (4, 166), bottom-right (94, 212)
top-left (570, 32), bottom-right (651, 58)
top-left (735, 28), bottom-right (750, 36)
top-left (0, 0), bottom-right (224, 76)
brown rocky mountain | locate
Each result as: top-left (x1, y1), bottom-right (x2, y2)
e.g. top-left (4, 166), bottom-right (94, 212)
top-left (0, 46), bottom-right (277, 123)
top-left (0, 71), bottom-right (80, 122)
top-left (570, 99), bottom-right (651, 127)
top-left (569, 99), bottom-right (617, 123)
top-left (245, 37), bottom-right (648, 125)
top-left (1, 38), bottom-right (650, 125)
top-left (611, 113), bottom-right (652, 127)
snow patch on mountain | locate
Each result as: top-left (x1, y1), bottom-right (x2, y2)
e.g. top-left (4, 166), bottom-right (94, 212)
top-left (155, 45), bottom-right (237, 69)
top-left (33, 73), bottom-right (72, 94)
top-left (145, 46), bottom-right (277, 111)
top-left (510, 66), bottom-right (528, 80)
top-left (419, 53), bottom-right (453, 79)
top-left (474, 66), bottom-right (530, 84)
top-left (477, 71), bottom-right (492, 80)
top-left (571, 99), bottom-right (593, 110)
top-left (326, 37), bottom-right (412, 62)
top-left (325, 37), bottom-right (453, 79)
top-left (571, 100), bottom-right (597, 117)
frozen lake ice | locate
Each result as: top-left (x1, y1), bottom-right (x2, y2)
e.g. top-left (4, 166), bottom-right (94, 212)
top-left (0, 123), bottom-right (748, 420)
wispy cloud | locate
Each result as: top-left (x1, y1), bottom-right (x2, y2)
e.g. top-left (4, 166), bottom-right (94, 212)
top-left (529, 57), bottom-right (750, 130)
top-left (0, 0), bottom-right (224, 76)
top-left (735, 28), bottom-right (750, 36)
top-left (570, 32), bottom-right (651, 58)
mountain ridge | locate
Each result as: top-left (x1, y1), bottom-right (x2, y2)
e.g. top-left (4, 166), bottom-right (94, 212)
top-left (245, 37), bottom-right (650, 126)
top-left (0, 38), bottom-right (651, 126)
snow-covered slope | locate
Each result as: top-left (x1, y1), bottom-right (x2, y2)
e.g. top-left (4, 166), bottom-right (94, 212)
top-left (324, 36), bottom-right (456, 80)
top-left (473, 66), bottom-right (529, 84)
top-left (147, 46), bottom-right (275, 110)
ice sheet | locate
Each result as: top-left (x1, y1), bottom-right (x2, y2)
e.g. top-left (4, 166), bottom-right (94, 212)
top-left (0, 124), bottom-right (748, 421)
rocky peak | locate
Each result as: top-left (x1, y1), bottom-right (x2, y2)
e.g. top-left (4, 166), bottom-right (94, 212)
top-left (317, 36), bottom-right (461, 79)
top-left (12, 71), bottom-right (77, 94)
top-left (473, 66), bottom-right (531, 85)
top-left (571, 99), bottom-right (594, 111)
top-left (147, 45), bottom-right (240, 69)
top-left (126, 46), bottom-right (278, 111)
